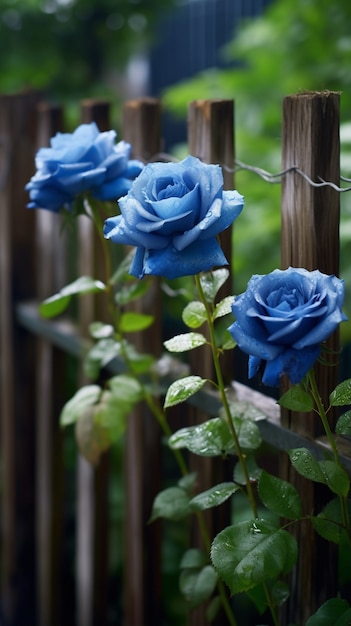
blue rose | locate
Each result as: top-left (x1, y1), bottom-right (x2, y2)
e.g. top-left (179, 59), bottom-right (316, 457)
top-left (103, 155), bottom-right (244, 279)
top-left (228, 267), bottom-right (346, 387)
top-left (26, 122), bottom-right (143, 212)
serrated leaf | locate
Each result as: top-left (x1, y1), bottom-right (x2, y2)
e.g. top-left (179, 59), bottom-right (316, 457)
top-left (336, 410), bottom-right (351, 436)
top-left (329, 379), bottom-right (351, 406)
top-left (258, 470), bottom-right (302, 520)
top-left (200, 268), bottom-right (229, 302)
top-left (150, 487), bottom-right (191, 521)
top-left (179, 565), bottom-right (218, 608)
top-left (189, 482), bottom-right (239, 512)
top-left (60, 385), bottom-right (102, 426)
top-left (182, 301), bottom-right (207, 328)
top-left (169, 418), bottom-right (234, 456)
top-left (119, 311), bottom-right (154, 332)
top-left (164, 332), bottom-right (207, 353)
top-left (211, 519), bottom-right (297, 594)
top-left (278, 385), bottom-right (314, 412)
top-left (213, 296), bottom-right (234, 320)
top-left (305, 598), bottom-right (351, 625)
top-left (164, 376), bottom-right (207, 408)
top-left (39, 276), bottom-right (106, 318)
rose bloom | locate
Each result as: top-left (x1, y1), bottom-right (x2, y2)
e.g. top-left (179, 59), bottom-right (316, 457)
top-left (228, 267), bottom-right (346, 386)
top-left (26, 122), bottom-right (143, 212)
top-left (103, 155), bottom-right (244, 279)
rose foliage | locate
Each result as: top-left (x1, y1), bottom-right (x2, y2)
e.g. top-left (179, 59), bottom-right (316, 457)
top-left (228, 267), bottom-right (347, 386)
top-left (26, 122), bottom-right (143, 212)
top-left (103, 155), bottom-right (244, 279)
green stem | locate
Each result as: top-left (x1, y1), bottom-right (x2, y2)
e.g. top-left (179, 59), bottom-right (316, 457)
top-left (195, 274), bottom-right (281, 626)
top-left (195, 275), bottom-right (258, 518)
top-left (307, 369), bottom-right (350, 533)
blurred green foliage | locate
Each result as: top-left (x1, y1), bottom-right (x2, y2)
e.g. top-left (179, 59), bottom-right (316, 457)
top-left (162, 0), bottom-right (351, 337)
top-left (0, 0), bottom-right (175, 99)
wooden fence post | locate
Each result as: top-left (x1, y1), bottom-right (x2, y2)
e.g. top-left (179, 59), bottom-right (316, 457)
top-left (187, 99), bottom-right (235, 626)
top-left (34, 102), bottom-right (65, 626)
top-left (121, 97), bottom-right (163, 626)
top-left (0, 91), bottom-right (40, 624)
top-left (280, 91), bottom-right (340, 624)
top-left (75, 99), bottom-right (112, 626)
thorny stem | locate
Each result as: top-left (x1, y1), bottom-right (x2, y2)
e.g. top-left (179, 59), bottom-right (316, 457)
top-left (307, 368), bottom-right (350, 535)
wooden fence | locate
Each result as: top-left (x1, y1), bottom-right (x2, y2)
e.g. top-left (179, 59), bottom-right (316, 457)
top-left (0, 90), bottom-right (350, 626)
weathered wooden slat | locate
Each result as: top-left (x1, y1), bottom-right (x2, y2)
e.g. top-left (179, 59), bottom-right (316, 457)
top-left (76, 99), bottom-right (112, 626)
top-left (121, 97), bottom-right (163, 626)
top-left (281, 90), bottom-right (341, 625)
top-left (34, 102), bottom-right (65, 626)
top-left (0, 91), bottom-right (40, 624)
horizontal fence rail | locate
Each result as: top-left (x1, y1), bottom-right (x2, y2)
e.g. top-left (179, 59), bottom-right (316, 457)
top-left (0, 90), bottom-right (350, 626)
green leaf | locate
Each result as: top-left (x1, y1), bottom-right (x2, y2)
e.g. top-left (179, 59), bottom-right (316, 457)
top-left (164, 332), bottom-right (207, 352)
top-left (150, 486), bottom-right (191, 521)
top-left (39, 292), bottom-right (71, 318)
top-left (200, 268), bottom-right (230, 302)
top-left (83, 338), bottom-right (123, 379)
top-left (169, 418), bottom-right (234, 457)
top-left (39, 276), bottom-right (106, 318)
top-left (211, 519), bottom-right (297, 594)
top-left (233, 415), bottom-right (262, 451)
top-left (89, 322), bottom-right (114, 339)
top-left (289, 449), bottom-right (350, 497)
top-left (329, 378), bottom-right (351, 406)
top-left (108, 374), bottom-right (143, 404)
top-left (278, 385), bottom-right (314, 412)
top-left (180, 549), bottom-right (209, 569)
top-left (318, 460), bottom-right (350, 497)
top-left (258, 470), bottom-right (302, 520)
top-left (305, 598), bottom-right (351, 625)
top-left (75, 405), bottom-right (111, 464)
top-left (233, 454), bottom-right (262, 485)
top-left (312, 498), bottom-right (348, 544)
top-left (288, 448), bottom-right (325, 483)
top-left (182, 301), bottom-right (207, 328)
top-left (60, 385), bottom-right (101, 426)
top-left (179, 565), bottom-right (218, 608)
top-left (164, 376), bottom-right (207, 408)
top-left (336, 410), bottom-right (351, 436)
top-left (119, 311), bottom-right (154, 332)
top-left (122, 341), bottom-right (155, 375)
top-left (189, 482), bottom-right (239, 512)
top-left (115, 279), bottom-right (149, 305)
top-left (213, 296), bottom-right (234, 320)
top-left (93, 390), bottom-right (127, 442)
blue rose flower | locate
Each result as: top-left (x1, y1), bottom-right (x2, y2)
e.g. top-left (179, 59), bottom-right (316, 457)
top-left (26, 122), bottom-right (143, 212)
top-left (103, 155), bottom-right (244, 279)
top-left (228, 267), bottom-right (347, 387)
